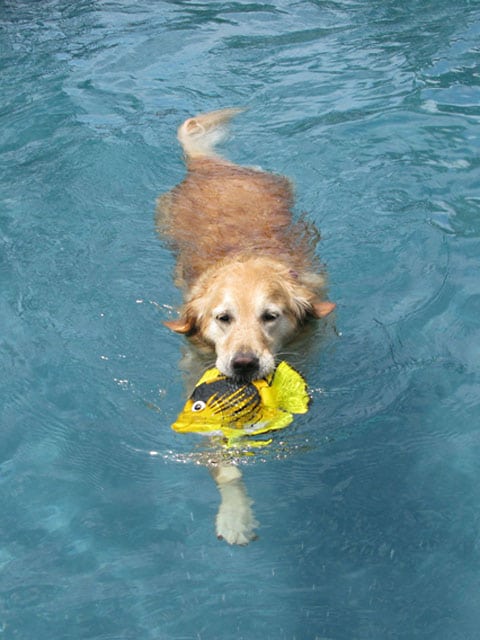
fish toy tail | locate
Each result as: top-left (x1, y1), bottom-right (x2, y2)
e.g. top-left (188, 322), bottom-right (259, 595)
top-left (270, 362), bottom-right (310, 414)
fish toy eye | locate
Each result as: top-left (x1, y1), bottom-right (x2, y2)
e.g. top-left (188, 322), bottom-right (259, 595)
top-left (191, 400), bottom-right (207, 412)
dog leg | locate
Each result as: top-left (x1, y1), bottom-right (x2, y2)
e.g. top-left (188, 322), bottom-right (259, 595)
top-left (209, 463), bottom-right (258, 545)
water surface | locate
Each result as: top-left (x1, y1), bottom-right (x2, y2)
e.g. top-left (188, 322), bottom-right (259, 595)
top-left (1, 1), bottom-right (480, 638)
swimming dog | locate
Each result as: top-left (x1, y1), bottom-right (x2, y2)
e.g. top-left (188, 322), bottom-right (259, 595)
top-left (157, 109), bottom-right (335, 544)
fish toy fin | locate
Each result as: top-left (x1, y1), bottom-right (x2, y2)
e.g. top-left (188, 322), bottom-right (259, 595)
top-left (194, 367), bottom-right (225, 386)
top-left (227, 437), bottom-right (273, 449)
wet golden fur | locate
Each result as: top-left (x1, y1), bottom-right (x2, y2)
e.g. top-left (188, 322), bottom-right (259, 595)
top-left (156, 108), bottom-right (335, 381)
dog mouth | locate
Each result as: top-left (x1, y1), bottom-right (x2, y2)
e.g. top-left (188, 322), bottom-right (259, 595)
top-left (230, 352), bottom-right (260, 380)
top-left (231, 371), bottom-right (259, 384)
top-left (219, 352), bottom-right (276, 382)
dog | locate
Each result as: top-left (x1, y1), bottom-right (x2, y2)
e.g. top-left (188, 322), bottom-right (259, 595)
top-left (156, 108), bottom-right (335, 544)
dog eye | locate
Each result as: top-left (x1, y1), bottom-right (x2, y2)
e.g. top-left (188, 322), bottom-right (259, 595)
top-left (216, 313), bottom-right (232, 324)
top-left (261, 311), bottom-right (280, 322)
top-left (191, 401), bottom-right (207, 412)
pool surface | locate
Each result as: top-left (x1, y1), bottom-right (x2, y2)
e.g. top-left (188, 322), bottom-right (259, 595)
top-left (1, 1), bottom-right (480, 638)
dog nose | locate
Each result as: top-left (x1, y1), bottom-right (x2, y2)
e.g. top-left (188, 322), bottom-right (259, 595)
top-left (231, 352), bottom-right (260, 379)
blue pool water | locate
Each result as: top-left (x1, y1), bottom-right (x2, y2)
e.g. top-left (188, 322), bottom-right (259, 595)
top-left (1, 1), bottom-right (480, 638)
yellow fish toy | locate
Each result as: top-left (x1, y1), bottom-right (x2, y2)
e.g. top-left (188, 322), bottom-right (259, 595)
top-left (171, 361), bottom-right (310, 448)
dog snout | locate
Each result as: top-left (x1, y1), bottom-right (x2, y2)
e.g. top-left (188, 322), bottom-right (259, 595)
top-left (231, 352), bottom-right (260, 379)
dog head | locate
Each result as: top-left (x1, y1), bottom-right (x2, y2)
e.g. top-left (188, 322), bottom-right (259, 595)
top-left (165, 257), bottom-right (335, 380)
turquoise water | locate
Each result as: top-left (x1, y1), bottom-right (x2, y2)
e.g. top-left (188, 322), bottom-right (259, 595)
top-left (1, 0), bottom-right (480, 638)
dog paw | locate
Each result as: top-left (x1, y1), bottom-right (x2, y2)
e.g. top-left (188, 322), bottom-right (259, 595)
top-left (216, 503), bottom-right (258, 545)
top-left (215, 480), bottom-right (259, 545)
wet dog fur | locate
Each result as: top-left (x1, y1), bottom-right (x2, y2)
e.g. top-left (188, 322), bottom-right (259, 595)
top-left (157, 108), bottom-right (335, 383)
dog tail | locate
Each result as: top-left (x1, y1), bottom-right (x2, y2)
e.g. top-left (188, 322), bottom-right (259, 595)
top-left (177, 108), bottom-right (244, 160)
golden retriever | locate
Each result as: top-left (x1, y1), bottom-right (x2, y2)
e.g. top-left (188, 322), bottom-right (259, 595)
top-left (156, 109), bottom-right (335, 544)
top-left (157, 108), bottom-right (335, 382)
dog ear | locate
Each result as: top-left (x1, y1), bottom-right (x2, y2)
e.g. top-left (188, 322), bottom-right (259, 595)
top-left (290, 271), bottom-right (334, 319)
top-left (164, 317), bottom-right (195, 334)
top-left (311, 300), bottom-right (336, 318)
